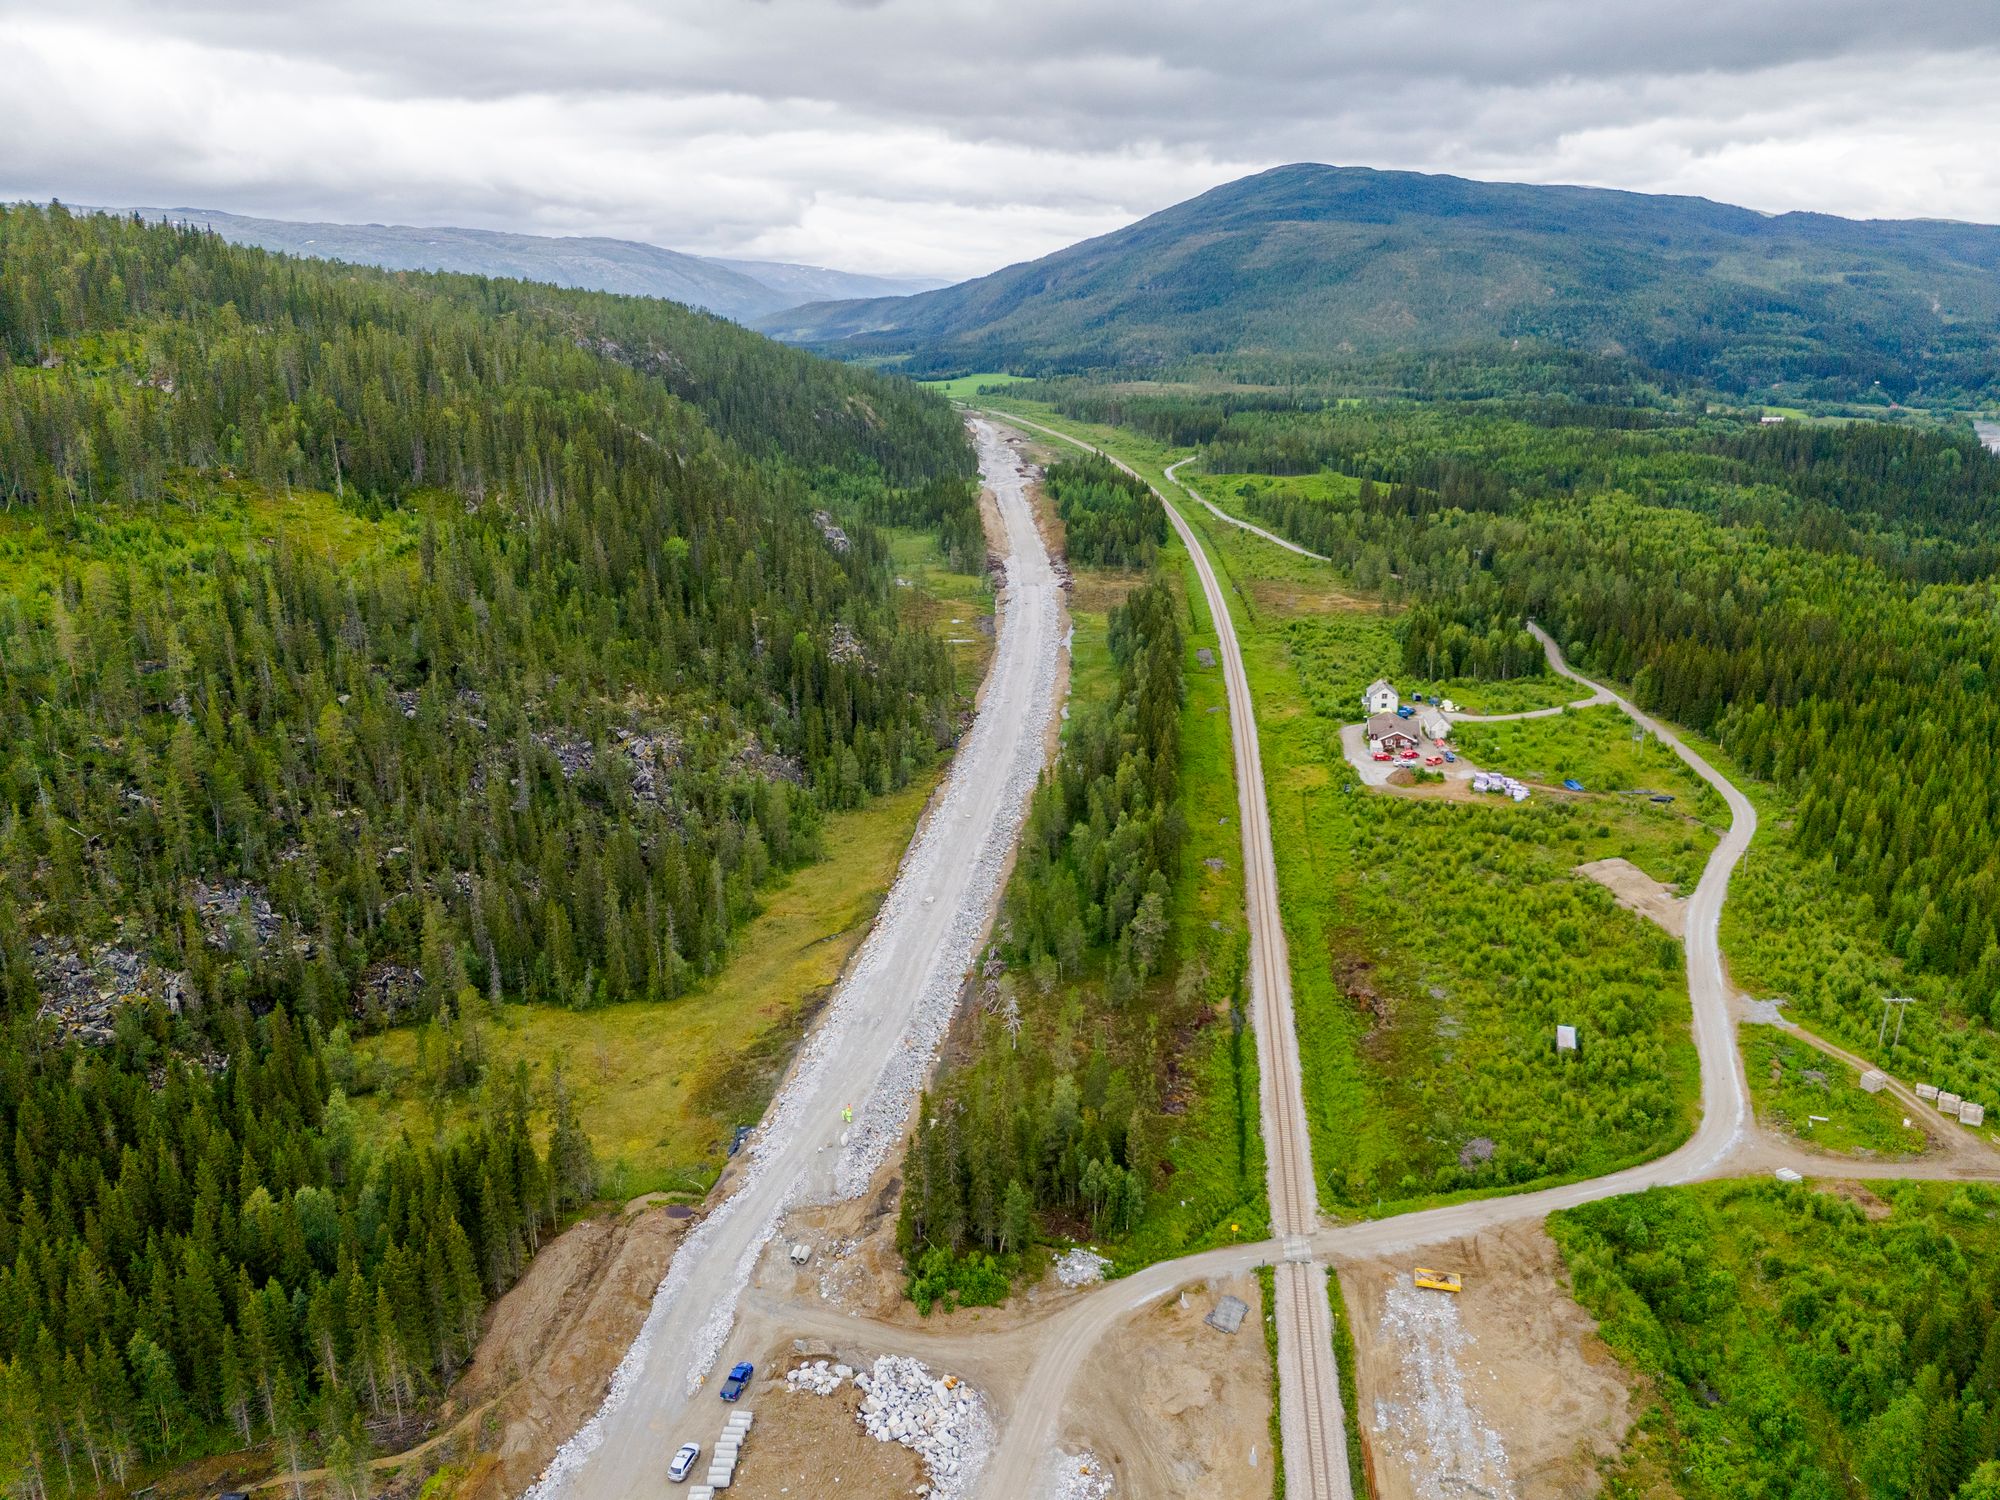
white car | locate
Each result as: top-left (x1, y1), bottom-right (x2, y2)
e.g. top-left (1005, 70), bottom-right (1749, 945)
top-left (668, 1443), bottom-right (701, 1483)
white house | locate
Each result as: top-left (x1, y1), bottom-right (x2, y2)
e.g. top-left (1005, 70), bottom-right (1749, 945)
top-left (1362, 678), bottom-right (1398, 716)
top-left (1417, 708), bottom-right (1450, 742)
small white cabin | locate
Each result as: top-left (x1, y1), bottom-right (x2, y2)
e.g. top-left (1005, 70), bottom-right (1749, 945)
top-left (1362, 678), bottom-right (1398, 716)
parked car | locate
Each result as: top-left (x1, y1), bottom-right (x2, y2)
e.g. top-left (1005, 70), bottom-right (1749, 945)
top-left (1425, 755), bottom-right (1444, 766)
top-left (1372, 751), bottom-right (1392, 762)
top-left (1395, 705), bottom-right (1415, 719)
top-left (1443, 751), bottom-right (1457, 763)
top-left (720, 1361), bottom-right (754, 1401)
top-left (669, 1443), bottom-right (702, 1482)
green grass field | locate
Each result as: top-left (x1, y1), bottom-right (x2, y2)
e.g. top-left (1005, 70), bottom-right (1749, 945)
top-left (920, 371), bottom-right (1036, 402)
top-left (1740, 1027), bottom-right (1929, 1157)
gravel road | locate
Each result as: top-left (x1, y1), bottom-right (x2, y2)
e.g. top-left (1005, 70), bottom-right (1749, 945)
top-left (524, 418), bottom-right (1061, 1500)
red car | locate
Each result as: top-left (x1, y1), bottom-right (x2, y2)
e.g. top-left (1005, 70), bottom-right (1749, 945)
top-left (1425, 755), bottom-right (1444, 766)
top-left (1372, 751), bottom-right (1392, 762)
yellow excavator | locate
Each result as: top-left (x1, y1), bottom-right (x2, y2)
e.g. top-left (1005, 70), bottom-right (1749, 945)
top-left (1413, 1267), bottom-right (1462, 1293)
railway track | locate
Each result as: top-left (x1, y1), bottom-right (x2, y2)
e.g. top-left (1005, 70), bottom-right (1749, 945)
top-left (1004, 414), bottom-right (1353, 1500)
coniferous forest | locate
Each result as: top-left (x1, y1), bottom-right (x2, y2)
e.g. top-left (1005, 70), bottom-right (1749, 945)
top-left (0, 206), bottom-right (977, 1491)
top-left (897, 569), bottom-right (1185, 1295)
top-left (1042, 454), bottom-right (1166, 567)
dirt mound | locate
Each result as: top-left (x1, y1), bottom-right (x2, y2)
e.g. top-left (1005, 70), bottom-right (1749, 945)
top-left (449, 1201), bottom-right (691, 1500)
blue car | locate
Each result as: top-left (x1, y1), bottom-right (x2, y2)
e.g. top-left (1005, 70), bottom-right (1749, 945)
top-left (720, 1361), bottom-right (753, 1401)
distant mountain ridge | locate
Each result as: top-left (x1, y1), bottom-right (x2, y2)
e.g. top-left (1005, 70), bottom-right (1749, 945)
top-left (108, 206), bottom-right (943, 322)
top-left (758, 163), bottom-right (2000, 401)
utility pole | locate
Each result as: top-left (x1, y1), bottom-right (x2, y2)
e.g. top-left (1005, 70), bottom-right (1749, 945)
top-left (1878, 995), bottom-right (1917, 1050)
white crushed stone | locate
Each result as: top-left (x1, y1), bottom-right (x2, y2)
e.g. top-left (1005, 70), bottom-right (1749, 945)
top-left (1039, 1449), bottom-right (1114, 1500)
top-left (858, 1355), bottom-right (995, 1499)
top-left (784, 1358), bottom-right (851, 1396)
top-left (521, 423), bottom-right (1056, 1500)
top-left (830, 445), bottom-right (1058, 1201)
top-left (1370, 1280), bottom-right (1515, 1500)
top-left (1054, 1247), bottom-right (1111, 1287)
top-left (786, 1354), bottom-right (994, 1500)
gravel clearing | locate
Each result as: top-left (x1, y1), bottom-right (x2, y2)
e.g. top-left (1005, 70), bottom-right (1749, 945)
top-left (1371, 1279), bottom-right (1515, 1500)
top-left (524, 420), bottom-right (1059, 1500)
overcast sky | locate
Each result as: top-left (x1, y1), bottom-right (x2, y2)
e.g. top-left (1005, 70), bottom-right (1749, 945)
top-left (6, 0), bottom-right (1999, 280)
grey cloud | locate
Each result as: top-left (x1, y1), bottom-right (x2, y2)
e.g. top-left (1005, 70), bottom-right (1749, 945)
top-left (3, 1), bottom-right (1998, 279)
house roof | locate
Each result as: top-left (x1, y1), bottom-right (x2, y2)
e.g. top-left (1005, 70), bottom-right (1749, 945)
top-left (1366, 712), bottom-right (1414, 739)
top-left (1365, 677), bottom-right (1395, 695)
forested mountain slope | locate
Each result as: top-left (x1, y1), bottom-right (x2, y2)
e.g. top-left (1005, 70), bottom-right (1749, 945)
top-left (762, 163), bottom-right (2000, 403)
top-left (0, 205), bottom-right (974, 1490)
top-left (112, 207), bottom-right (943, 323)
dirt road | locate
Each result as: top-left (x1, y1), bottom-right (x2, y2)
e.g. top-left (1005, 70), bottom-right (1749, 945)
top-left (994, 421), bottom-right (1351, 1500)
top-left (1164, 458), bottom-right (1332, 563)
top-left (526, 419), bottom-right (1063, 1500)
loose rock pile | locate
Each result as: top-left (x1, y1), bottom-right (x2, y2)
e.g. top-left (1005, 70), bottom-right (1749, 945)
top-left (812, 510), bottom-right (852, 554)
top-left (783, 1358), bottom-right (853, 1395)
top-left (193, 880), bottom-right (286, 951)
top-left (1055, 1248), bottom-right (1111, 1288)
top-left (30, 938), bottom-right (189, 1043)
top-left (782, 1355), bottom-right (993, 1500)
top-left (1043, 1450), bottom-right (1115, 1500)
top-left (858, 1356), bottom-right (993, 1499)
top-left (612, 728), bottom-right (683, 805)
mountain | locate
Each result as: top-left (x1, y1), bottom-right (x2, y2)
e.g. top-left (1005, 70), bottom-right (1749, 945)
top-left (758, 163), bottom-right (2000, 401)
top-left (113, 206), bottom-right (942, 321)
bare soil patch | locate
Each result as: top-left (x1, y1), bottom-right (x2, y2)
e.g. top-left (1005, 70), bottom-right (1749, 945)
top-left (453, 1201), bottom-right (691, 1500)
top-left (724, 1374), bottom-right (928, 1500)
top-left (1382, 768), bottom-right (1484, 802)
top-left (1244, 573), bottom-right (1372, 617)
top-left (1576, 857), bottom-right (1686, 937)
top-left (1341, 1221), bottom-right (1635, 1500)
top-left (1064, 1272), bottom-right (1276, 1500)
